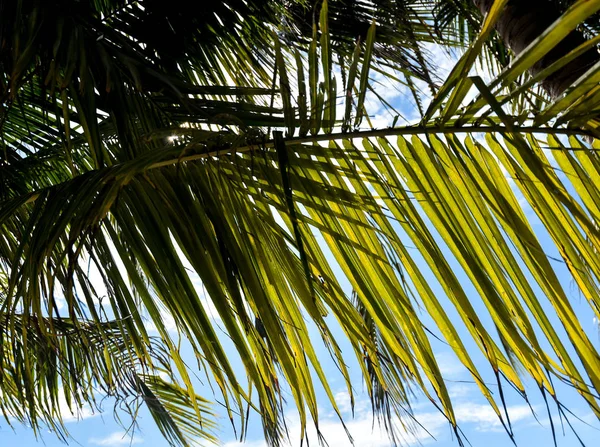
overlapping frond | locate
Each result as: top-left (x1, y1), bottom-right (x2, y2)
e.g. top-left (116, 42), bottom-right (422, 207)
top-left (0, 310), bottom-right (216, 445)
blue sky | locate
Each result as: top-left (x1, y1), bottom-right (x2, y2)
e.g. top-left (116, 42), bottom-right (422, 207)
top-left (3, 42), bottom-right (600, 447)
top-left (2, 296), bottom-right (599, 447)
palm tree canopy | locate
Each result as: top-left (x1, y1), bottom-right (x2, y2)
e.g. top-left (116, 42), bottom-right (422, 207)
top-left (1, 0), bottom-right (600, 446)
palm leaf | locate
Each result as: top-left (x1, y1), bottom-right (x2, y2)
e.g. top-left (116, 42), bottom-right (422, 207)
top-left (2, 1), bottom-right (600, 446)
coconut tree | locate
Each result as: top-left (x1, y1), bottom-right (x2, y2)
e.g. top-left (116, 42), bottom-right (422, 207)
top-left (1, 0), bottom-right (600, 446)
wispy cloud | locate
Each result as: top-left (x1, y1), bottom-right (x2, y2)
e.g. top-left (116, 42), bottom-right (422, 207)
top-left (434, 351), bottom-right (469, 379)
top-left (224, 411), bottom-right (445, 447)
top-left (454, 402), bottom-right (535, 432)
top-left (333, 390), bottom-right (370, 416)
top-left (448, 383), bottom-right (474, 399)
top-left (89, 431), bottom-right (143, 446)
top-left (224, 393), bottom-right (537, 447)
top-left (56, 390), bottom-right (97, 423)
top-left (223, 441), bottom-right (268, 447)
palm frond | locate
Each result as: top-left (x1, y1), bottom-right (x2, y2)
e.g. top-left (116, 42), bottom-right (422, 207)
top-left (0, 310), bottom-right (215, 445)
top-left (2, 1), bottom-right (600, 446)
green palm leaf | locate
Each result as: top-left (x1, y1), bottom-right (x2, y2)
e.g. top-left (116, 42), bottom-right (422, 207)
top-left (2, 0), bottom-right (600, 446)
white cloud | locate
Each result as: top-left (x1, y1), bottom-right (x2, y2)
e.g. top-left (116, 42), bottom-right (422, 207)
top-left (334, 390), bottom-right (353, 414)
top-left (448, 383), bottom-right (473, 399)
top-left (1, 389), bottom-right (99, 425)
top-left (224, 410), bottom-right (446, 447)
top-left (423, 43), bottom-right (459, 81)
top-left (454, 402), bottom-right (535, 432)
top-left (144, 307), bottom-right (178, 333)
top-left (414, 44), bottom-right (460, 109)
top-left (56, 391), bottom-right (97, 423)
top-left (333, 390), bottom-right (370, 416)
top-left (224, 441), bottom-right (268, 447)
top-left (89, 431), bottom-right (144, 446)
top-left (434, 351), bottom-right (468, 379)
top-left (225, 395), bottom-right (536, 447)
top-left (363, 69), bottom-right (417, 128)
